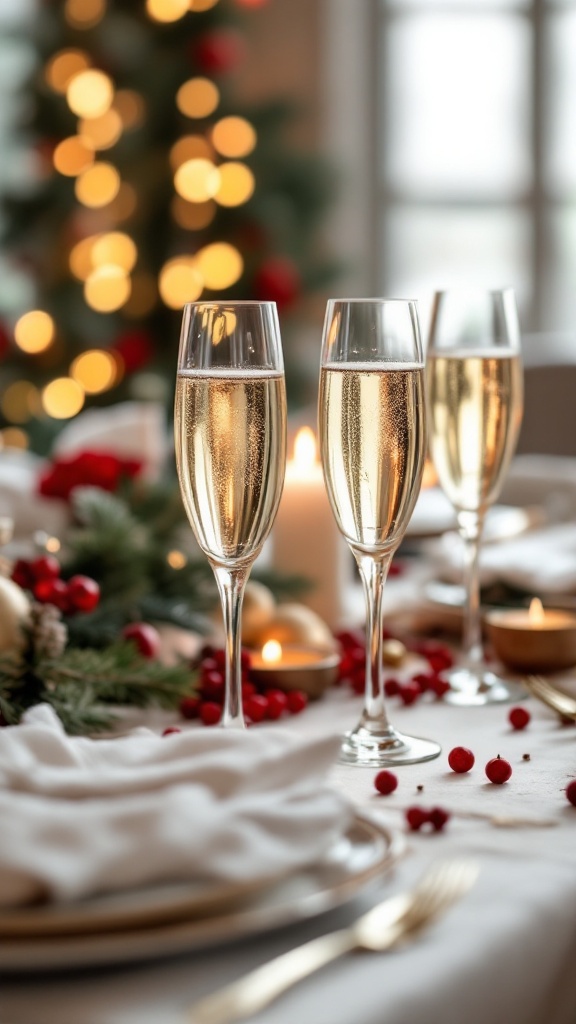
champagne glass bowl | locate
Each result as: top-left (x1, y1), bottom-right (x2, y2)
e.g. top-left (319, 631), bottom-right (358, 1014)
top-left (319, 298), bottom-right (441, 766)
top-left (426, 288), bottom-right (524, 705)
top-left (175, 301), bottom-right (287, 728)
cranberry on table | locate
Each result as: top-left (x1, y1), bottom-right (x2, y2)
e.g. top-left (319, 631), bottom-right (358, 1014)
top-left (508, 706), bottom-right (531, 731)
top-left (405, 806), bottom-right (429, 831)
top-left (374, 769), bottom-right (398, 796)
top-left (566, 780), bottom-right (576, 807)
top-left (286, 690), bottom-right (308, 714)
top-left (429, 806), bottom-right (450, 832)
top-left (266, 689), bottom-right (288, 720)
top-left (485, 755), bottom-right (512, 785)
top-left (180, 695), bottom-right (201, 720)
top-left (199, 701), bottom-right (222, 726)
top-left (122, 622), bottom-right (161, 658)
top-left (245, 694), bottom-right (268, 723)
top-left (448, 746), bottom-right (475, 774)
top-left (162, 726), bottom-right (182, 736)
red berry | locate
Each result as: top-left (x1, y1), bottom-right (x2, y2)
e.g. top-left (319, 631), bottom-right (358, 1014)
top-left (405, 806), bottom-right (429, 831)
top-left (241, 680), bottom-right (256, 700)
top-left (411, 672), bottom-right (433, 694)
top-left (122, 622), bottom-right (161, 658)
top-left (398, 682), bottom-right (421, 706)
top-left (286, 690), bottom-right (308, 714)
top-left (200, 701), bottom-right (222, 726)
top-left (430, 677), bottom-right (451, 699)
top-left (429, 807), bottom-right (451, 832)
top-left (566, 780), bottom-right (576, 807)
top-left (448, 746), bottom-right (475, 773)
top-left (200, 656), bottom-right (220, 675)
top-left (33, 577), bottom-right (70, 611)
top-left (67, 575), bottom-right (100, 613)
top-left (30, 555), bottom-right (61, 581)
top-left (485, 755), bottom-right (512, 785)
top-left (11, 559), bottom-right (34, 589)
top-left (180, 695), bottom-right (201, 720)
top-left (240, 649), bottom-right (252, 671)
top-left (384, 677), bottom-right (401, 697)
top-left (508, 706), bottom-right (531, 731)
top-left (200, 670), bottom-right (225, 701)
top-left (266, 689), bottom-right (288, 720)
top-left (245, 694), bottom-right (268, 723)
top-left (162, 726), bottom-right (182, 736)
top-left (374, 770), bottom-right (398, 795)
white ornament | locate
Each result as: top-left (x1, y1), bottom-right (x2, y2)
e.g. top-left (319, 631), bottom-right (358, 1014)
top-left (0, 576), bottom-right (31, 654)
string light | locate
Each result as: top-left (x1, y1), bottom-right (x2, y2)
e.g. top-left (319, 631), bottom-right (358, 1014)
top-left (14, 311), bottom-right (55, 354)
top-left (64, 0), bottom-right (106, 29)
top-left (84, 266), bottom-right (131, 312)
top-left (91, 232), bottom-right (137, 272)
top-left (52, 136), bottom-right (94, 177)
top-left (75, 162), bottom-right (121, 207)
top-left (158, 257), bottom-right (203, 309)
top-left (1, 381), bottom-right (40, 423)
top-left (189, 0), bottom-right (219, 11)
top-left (146, 0), bottom-right (188, 23)
top-left (69, 236), bottom-right (99, 281)
top-left (169, 135), bottom-right (213, 171)
top-left (79, 109), bottom-right (123, 150)
top-left (42, 378), bottom-right (85, 419)
top-left (67, 70), bottom-right (114, 119)
top-left (171, 196), bottom-right (216, 230)
top-left (174, 158), bottom-right (220, 202)
top-left (113, 91), bottom-right (145, 131)
top-left (123, 272), bottom-right (158, 317)
top-left (45, 50), bottom-right (91, 94)
top-left (70, 350), bottom-right (118, 393)
top-left (211, 116), bottom-right (256, 158)
top-left (167, 549), bottom-right (187, 568)
top-left (195, 243), bottom-right (243, 289)
top-left (215, 162), bottom-right (255, 207)
top-left (0, 428), bottom-right (28, 450)
top-left (176, 78), bottom-right (219, 119)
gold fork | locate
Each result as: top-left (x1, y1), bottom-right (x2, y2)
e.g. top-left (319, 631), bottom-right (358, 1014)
top-left (186, 858), bottom-right (479, 1024)
top-left (525, 675), bottom-right (576, 720)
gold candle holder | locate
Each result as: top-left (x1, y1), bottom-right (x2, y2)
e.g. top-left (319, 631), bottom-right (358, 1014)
top-left (485, 598), bottom-right (576, 673)
top-left (249, 640), bottom-right (339, 699)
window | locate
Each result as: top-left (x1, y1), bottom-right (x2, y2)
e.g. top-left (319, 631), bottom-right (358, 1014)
top-left (324, 1), bottom-right (576, 336)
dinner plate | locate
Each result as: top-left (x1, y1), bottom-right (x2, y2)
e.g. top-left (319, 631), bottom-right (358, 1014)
top-left (0, 813), bottom-right (402, 973)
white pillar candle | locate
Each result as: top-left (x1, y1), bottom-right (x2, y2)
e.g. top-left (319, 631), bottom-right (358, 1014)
top-left (271, 427), bottom-right (350, 629)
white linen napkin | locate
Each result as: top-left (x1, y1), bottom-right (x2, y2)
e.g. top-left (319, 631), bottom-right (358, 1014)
top-left (0, 705), bottom-right (352, 909)
top-left (431, 521), bottom-right (576, 594)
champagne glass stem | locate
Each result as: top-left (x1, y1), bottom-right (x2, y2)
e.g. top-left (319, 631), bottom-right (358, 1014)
top-left (212, 564), bottom-right (249, 728)
top-left (457, 510), bottom-right (484, 666)
top-left (355, 552), bottom-right (393, 728)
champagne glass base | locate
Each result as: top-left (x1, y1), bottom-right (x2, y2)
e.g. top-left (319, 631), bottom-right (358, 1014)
top-left (445, 667), bottom-right (527, 706)
top-left (339, 723), bottom-right (441, 767)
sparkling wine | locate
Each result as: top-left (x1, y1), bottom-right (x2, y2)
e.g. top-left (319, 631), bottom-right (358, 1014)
top-left (175, 369), bottom-right (286, 565)
top-left (427, 350), bottom-right (523, 513)
top-left (319, 363), bottom-right (426, 554)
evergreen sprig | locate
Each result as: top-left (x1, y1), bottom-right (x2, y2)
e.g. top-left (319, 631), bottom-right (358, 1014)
top-left (0, 640), bottom-right (194, 735)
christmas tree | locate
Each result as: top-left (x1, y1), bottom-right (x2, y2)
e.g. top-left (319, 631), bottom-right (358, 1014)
top-left (0, 0), bottom-right (338, 454)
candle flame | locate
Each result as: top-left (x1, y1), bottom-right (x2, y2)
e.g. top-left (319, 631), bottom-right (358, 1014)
top-left (261, 639), bottom-right (282, 664)
top-left (293, 426), bottom-right (317, 471)
top-left (529, 597), bottom-right (545, 625)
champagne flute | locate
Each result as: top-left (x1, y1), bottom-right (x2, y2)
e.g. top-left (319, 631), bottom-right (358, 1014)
top-left (426, 288), bottom-right (524, 704)
top-left (175, 302), bottom-right (287, 728)
top-left (319, 299), bottom-right (441, 766)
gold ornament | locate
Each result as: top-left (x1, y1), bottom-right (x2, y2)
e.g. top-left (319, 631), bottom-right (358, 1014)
top-left (0, 577), bottom-right (31, 654)
top-left (382, 638), bottom-right (407, 667)
top-left (240, 581), bottom-right (276, 646)
top-left (249, 602), bottom-right (337, 653)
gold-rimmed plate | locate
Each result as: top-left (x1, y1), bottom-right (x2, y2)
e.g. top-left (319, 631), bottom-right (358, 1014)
top-left (0, 814), bottom-right (403, 973)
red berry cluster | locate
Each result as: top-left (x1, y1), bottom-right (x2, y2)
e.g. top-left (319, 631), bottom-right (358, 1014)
top-left (180, 646), bottom-right (309, 727)
top-left (11, 556), bottom-right (100, 616)
top-left (335, 631), bottom-right (453, 702)
top-left (405, 806), bottom-right (450, 832)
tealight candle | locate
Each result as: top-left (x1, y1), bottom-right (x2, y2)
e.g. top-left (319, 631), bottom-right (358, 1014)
top-left (249, 639), bottom-right (340, 698)
top-left (485, 597), bottom-right (576, 673)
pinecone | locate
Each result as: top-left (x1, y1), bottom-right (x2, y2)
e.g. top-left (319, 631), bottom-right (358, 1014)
top-left (28, 602), bottom-right (68, 661)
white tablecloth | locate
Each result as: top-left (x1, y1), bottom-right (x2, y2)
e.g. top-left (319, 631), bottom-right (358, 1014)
top-left (2, 683), bottom-right (576, 1024)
